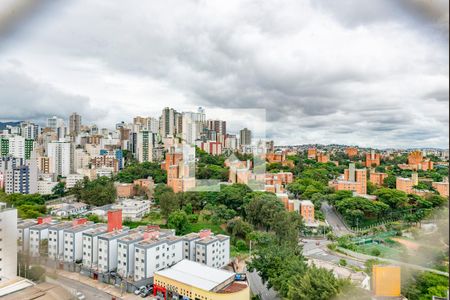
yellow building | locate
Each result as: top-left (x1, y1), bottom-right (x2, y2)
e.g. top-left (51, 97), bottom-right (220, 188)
top-left (153, 260), bottom-right (250, 300)
top-left (372, 265), bottom-right (401, 297)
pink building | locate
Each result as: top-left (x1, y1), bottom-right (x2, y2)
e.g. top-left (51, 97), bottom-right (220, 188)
top-left (201, 141), bottom-right (223, 156)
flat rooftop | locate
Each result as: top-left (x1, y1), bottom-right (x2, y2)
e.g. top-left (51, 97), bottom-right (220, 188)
top-left (155, 260), bottom-right (235, 292)
top-left (99, 228), bottom-right (129, 240)
top-left (49, 222), bottom-right (73, 230)
top-left (83, 224), bottom-right (108, 236)
top-left (18, 221), bottom-right (37, 229)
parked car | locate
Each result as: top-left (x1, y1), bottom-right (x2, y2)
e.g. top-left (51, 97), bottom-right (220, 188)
top-left (235, 273), bottom-right (247, 281)
top-left (76, 292), bottom-right (86, 300)
top-left (134, 286), bottom-right (146, 295)
top-left (140, 287), bottom-right (153, 298)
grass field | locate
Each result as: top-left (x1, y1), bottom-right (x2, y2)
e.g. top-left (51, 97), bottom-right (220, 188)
top-left (187, 215), bottom-right (226, 234)
top-left (356, 242), bottom-right (404, 259)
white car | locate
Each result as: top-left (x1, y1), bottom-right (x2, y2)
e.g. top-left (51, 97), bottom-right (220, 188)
top-left (76, 292), bottom-right (86, 300)
top-left (134, 286), bottom-right (146, 295)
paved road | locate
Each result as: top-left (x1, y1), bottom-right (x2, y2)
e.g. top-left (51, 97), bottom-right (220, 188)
top-left (301, 239), bottom-right (365, 269)
top-left (245, 267), bottom-right (279, 300)
top-left (48, 276), bottom-right (113, 300)
top-left (322, 202), bottom-right (352, 237)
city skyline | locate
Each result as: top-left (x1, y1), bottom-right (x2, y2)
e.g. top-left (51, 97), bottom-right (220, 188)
top-left (0, 0), bottom-right (448, 148)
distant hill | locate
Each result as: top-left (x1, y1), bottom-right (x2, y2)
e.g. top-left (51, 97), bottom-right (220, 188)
top-left (0, 121), bottom-right (21, 130)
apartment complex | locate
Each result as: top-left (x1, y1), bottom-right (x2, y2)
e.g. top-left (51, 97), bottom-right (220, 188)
top-left (133, 235), bottom-right (183, 282)
top-left (82, 225), bottom-right (108, 269)
top-left (329, 163), bottom-right (367, 195)
top-left (0, 204), bottom-right (17, 281)
top-left (396, 173), bottom-right (419, 194)
top-left (369, 172), bottom-right (388, 186)
top-left (365, 150), bottom-right (381, 167)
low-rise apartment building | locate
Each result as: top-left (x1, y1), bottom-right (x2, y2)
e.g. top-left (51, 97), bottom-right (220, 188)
top-left (112, 199), bottom-right (151, 221)
top-left (29, 219), bottom-right (54, 257)
top-left (48, 222), bottom-right (73, 260)
top-left (97, 229), bottom-right (130, 274)
top-left (82, 225), bottom-right (108, 269)
top-left (133, 235), bottom-right (183, 282)
top-left (194, 234), bottom-right (230, 269)
top-left (369, 172), bottom-right (388, 186)
top-left (17, 219), bottom-right (37, 253)
top-left (63, 223), bottom-right (96, 263)
top-left (116, 228), bottom-right (175, 279)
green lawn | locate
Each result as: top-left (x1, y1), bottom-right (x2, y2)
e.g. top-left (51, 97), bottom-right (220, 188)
top-left (356, 242), bottom-right (404, 259)
top-left (141, 210), bottom-right (165, 225)
top-left (124, 210), bottom-right (226, 235)
top-left (187, 215), bottom-right (226, 235)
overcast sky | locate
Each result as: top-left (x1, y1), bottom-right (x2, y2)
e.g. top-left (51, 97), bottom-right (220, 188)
top-left (0, 0), bottom-right (448, 148)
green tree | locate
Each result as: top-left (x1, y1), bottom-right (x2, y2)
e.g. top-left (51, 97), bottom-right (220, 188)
top-left (70, 177), bottom-right (116, 206)
top-left (52, 182), bottom-right (66, 197)
top-left (153, 184), bottom-right (174, 205)
top-left (167, 210), bottom-right (189, 235)
top-left (216, 184), bottom-right (252, 213)
top-left (226, 217), bottom-right (253, 240)
top-left (374, 188), bottom-right (408, 209)
top-left (383, 175), bottom-right (397, 188)
top-left (116, 161), bottom-right (167, 183)
top-left (244, 192), bottom-right (284, 230)
top-left (286, 265), bottom-right (346, 300)
top-left (159, 191), bottom-right (179, 222)
top-left (270, 210), bottom-right (304, 245)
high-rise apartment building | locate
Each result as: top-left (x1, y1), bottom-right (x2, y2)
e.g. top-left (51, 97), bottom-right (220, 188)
top-left (239, 128), bottom-right (252, 146)
top-left (160, 108), bottom-right (178, 138)
top-left (47, 141), bottom-right (71, 177)
top-left (207, 120), bottom-right (226, 136)
top-left (182, 109), bottom-right (206, 145)
top-left (69, 113), bottom-right (82, 136)
top-left (136, 131), bottom-right (158, 162)
top-left (4, 162), bottom-right (38, 195)
top-left (0, 136), bottom-right (35, 160)
top-left (20, 121), bottom-right (39, 141)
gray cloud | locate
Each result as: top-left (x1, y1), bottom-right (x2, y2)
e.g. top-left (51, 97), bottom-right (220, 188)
top-left (0, 0), bottom-right (448, 148)
top-left (0, 67), bottom-right (105, 124)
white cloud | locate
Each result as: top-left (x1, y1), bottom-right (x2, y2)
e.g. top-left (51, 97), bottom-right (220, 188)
top-left (0, 0), bottom-right (448, 148)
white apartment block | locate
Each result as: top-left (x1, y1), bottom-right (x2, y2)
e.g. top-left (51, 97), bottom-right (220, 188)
top-left (17, 219), bottom-right (36, 254)
top-left (133, 236), bottom-right (183, 282)
top-left (63, 223), bottom-right (96, 263)
top-left (0, 204), bottom-right (17, 281)
top-left (112, 199), bottom-right (151, 221)
top-left (47, 141), bottom-right (71, 177)
top-left (117, 231), bottom-right (145, 278)
top-left (48, 222), bottom-right (73, 260)
top-left (97, 229), bottom-right (130, 274)
top-left (182, 231), bottom-right (230, 269)
top-left (7, 136), bottom-right (25, 159)
top-left (82, 225), bottom-right (108, 269)
top-left (95, 167), bottom-right (114, 178)
top-left (66, 173), bottom-right (84, 189)
top-left (116, 228), bottom-right (175, 279)
top-left (194, 235), bottom-right (230, 269)
top-left (29, 223), bottom-right (53, 258)
top-left (182, 232), bottom-right (201, 261)
top-left (37, 179), bottom-right (58, 195)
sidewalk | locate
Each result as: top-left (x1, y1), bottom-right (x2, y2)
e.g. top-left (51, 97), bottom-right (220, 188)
top-left (46, 268), bottom-right (154, 300)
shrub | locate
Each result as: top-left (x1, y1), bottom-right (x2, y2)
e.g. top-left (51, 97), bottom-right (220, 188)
top-left (371, 248), bottom-right (381, 257)
top-left (235, 239), bottom-right (248, 251)
top-left (339, 259), bottom-right (347, 266)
